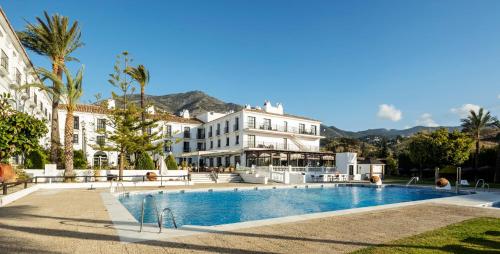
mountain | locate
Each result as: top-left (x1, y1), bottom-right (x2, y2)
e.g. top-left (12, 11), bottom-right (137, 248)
top-left (127, 90), bottom-right (243, 116)
top-left (321, 125), bottom-right (461, 139)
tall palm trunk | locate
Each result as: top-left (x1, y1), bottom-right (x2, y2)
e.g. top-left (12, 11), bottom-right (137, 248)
top-left (64, 109), bottom-right (74, 179)
top-left (494, 135), bottom-right (500, 183)
top-left (474, 132), bottom-right (480, 172)
top-left (119, 148), bottom-right (125, 181)
top-left (49, 63), bottom-right (62, 165)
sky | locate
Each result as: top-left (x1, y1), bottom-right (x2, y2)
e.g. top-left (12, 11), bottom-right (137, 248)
top-left (2, 0), bottom-right (500, 131)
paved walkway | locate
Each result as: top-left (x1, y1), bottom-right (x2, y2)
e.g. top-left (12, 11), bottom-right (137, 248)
top-left (0, 185), bottom-right (499, 254)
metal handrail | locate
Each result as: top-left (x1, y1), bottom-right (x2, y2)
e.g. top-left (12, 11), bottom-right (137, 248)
top-left (474, 179), bottom-right (489, 192)
top-left (406, 177), bottom-right (419, 186)
top-left (159, 208), bottom-right (177, 232)
top-left (140, 194), bottom-right (161, 232)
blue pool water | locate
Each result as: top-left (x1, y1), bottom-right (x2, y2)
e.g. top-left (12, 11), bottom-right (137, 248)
top-left (119, 186), bottom-right (459, 228)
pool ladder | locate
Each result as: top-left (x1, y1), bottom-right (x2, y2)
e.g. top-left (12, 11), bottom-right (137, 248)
top-left (474, 179), bottom-right (490, 192)
top-left (406, 177), bottom-right (419, 186)
top-left (111, 179), bottom-right (129, 197)
top-left (140, 194), bottom-right (177, 233)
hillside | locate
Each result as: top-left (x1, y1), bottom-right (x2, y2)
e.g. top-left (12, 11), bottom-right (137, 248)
top-left (127, 90), bottom-right (242, 116)
top-left (320, 125), bottom-right (461, 139)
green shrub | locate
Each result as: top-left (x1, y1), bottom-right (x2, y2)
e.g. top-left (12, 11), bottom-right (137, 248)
top-left (73, 150), bottom-right (88, 169)
top-left (135, 152), bottom-right (155, 170)
top-left (165, 154), bottom-right (178, 170)
top-left (24, 149), bottom-right (47, 169)
top-left (14, 167), bottom-right (30, 180)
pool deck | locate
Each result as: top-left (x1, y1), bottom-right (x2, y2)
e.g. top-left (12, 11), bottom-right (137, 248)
top-left (0, 183), bottom-right (499, 253)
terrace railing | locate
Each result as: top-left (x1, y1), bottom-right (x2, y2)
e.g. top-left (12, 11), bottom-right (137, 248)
top-left (245, 123), bottom-right (319, 136)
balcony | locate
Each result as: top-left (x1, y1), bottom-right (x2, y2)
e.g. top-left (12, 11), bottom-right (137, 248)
top-left (197, 133), bottom-right (205, 139)
top-left (183, 147), bottom-right (191, 153)
top-left (183, 132), bottom-right (191, 139)
top-left (244, 141), bottom-right (319, 152)
top-left (245, 123), bottom-right (319, 136)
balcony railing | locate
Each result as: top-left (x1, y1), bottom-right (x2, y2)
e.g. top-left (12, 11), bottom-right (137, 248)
top-left (243, 141), bottom-right (319, 152)
top-left (197, 133), bottom-right (205, 139)
top-left (183, 132), bottom-right (191, 139)
top-left (183, 147), bottom-right (191, 153)
top-left (245, 123), bottom-right (318, 136)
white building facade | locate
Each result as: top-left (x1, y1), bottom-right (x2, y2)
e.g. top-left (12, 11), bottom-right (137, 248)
top-left (0, 8), bottom-right (52, 152)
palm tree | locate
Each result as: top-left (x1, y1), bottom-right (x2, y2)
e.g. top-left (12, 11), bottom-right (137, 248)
top-left (124, 65), bottom-right (149, 125)
top-left (33, 66), bottom-right (84, 178)
top-left (461, 108), bottom-right (500, 172)
top-left (17, 11), bottom-right (83, 165)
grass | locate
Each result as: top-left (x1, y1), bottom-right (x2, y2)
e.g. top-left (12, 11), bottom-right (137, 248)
top-left (383, 176), bottom-right (500, 189)
top-left (352, 217), bottom-right (500, 254)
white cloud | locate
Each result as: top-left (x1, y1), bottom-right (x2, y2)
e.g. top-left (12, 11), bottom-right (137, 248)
top-left (377, 104), bottom-right (402, 122)
top-left (416, 113), bottom-right (439, 127)
top-left (497, 94), bottom-right (500, 99)
top-left (450, 104), bottom-right (481, 117)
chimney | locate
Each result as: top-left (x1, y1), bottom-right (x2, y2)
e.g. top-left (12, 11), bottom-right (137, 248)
top-left (180, 109), bottom-right (190, 119)
top-left (107, 99), bottom-right (115, 109)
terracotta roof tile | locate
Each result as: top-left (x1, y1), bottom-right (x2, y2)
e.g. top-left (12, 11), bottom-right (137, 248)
top-left (58, 104), bottom-right (202, 124)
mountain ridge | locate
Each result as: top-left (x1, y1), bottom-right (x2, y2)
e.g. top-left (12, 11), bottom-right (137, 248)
top-left (119, 90), bottom-right (460, 138)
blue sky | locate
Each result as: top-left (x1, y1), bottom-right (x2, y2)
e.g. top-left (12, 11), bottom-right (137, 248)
top-left (3, 0), bottom-right (500, 131)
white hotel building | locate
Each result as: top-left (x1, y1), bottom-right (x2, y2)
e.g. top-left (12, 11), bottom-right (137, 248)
top-left (59, 100), bottom-right (333, 169)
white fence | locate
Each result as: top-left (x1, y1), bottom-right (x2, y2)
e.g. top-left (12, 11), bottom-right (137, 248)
top-left (25, 169), bottom-right (189, 182)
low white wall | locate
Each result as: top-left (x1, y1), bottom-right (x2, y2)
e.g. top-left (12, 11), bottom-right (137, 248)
top-left (240, 173), bottom-right (268, 184)
top-left (25, 169), bottom-right (188, 182)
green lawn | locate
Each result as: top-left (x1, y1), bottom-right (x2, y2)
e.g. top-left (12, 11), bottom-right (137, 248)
top-left (352, 217), bottom-right (500, 254)
top-left (383, 176), bottom-right (500, 189)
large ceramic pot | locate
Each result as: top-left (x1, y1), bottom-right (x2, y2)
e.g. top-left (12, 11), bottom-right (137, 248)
top-left (370, 175), bottom-right (380, 183)
top-left (436, 178), bottom-right (449, 188)
top-left (0, 163), bottom-right (16, 183)
top-left (146, 172), bottom-right (157, 181)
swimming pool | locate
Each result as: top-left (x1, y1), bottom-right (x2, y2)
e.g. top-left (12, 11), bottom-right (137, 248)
top-left (119, 185), bottom-right (459, 228)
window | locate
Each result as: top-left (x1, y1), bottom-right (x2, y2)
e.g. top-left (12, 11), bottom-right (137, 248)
top-left (96, 135), bottom-right (106, 146)
top-left (217, 139), bottom-right (221, 148)
top-left (183, 127), bottom-right (190, 138)
top-left (15, 68), bottom-right (21, 85)
top-left (25, 87), bottom-right (30, 97)
top-left (299, 123), bottom-right (305, 134)
top-left (197, 128), bottom-right (205, 139)
top-left (147, 127), bottom-right (152, 136)
top-left (248, 135), bottom-right (256, 148)
top-left (1, 50), bottom-right (8, 71)
top-left (225, 156), bottom-right (230, 167)
top-left (224, 120), bottom-right (229, 133)
top-left (40, 102), bottom-right (43, 111)
top-left (217, 157), bottom-right (222, 167)
top-left (234, 117), bottom-right (239, 131)
top-left (284, 121), bottom-right (288, 132)
top-left (311, 125), bottom-right (317, 135)
top-left (209, 158), bottom-right (214, 167)
top-left (235, 135), bottom-right (239, 145)
top-left (226, 137), bottom-right (229, 146)
top-left (74, 116), bottom-right (79, 129)
top-left (210, 140), bottom-right (213, 149)
top-left (44, 108), bottom-right (48, 117)
top-left (208, 126), bottom-right (213, 137)
top-left (216, 123), bottom-right (220, 135)
top-left (197, 142), bottom-right (204, 151)
top-left (33, 93), bottom-right (37, 104)
top-left (263, 119), bottom-right (271, 130)
top-left (283, 138), bottom-right (288, 150)
top-left (164, 142), bottom-right (172, 153)
top-left (247, 116), bottom-right (256, 128)
top-left (183, 142), bottom-right (190, 152)
top-left (72, 134), bottom-right (79, 144)
top-left (235, 156), bottom-right (241, 166)
top-left (165, 125), bottom-right (172, 137)
top-left (97, 119), bottom-right (106, 132)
